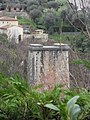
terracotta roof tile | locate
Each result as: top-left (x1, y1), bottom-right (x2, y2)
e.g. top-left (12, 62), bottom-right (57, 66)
top-left (0, 25), bottom-right (22, 29)
top-left (0, 16), bottom-right (17, 21)
top-left (0, 25), bottom-right (10, 29)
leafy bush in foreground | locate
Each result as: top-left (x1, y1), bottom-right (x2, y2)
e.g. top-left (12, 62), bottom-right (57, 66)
top-left (0, 73), bottom-right (90, 120)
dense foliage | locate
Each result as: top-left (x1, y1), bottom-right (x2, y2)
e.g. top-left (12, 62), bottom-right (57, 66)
top-left (0, 0), bottom-right (85, 33)
top-left (17, 17), bottom-right (37, 30)
top-left (0, 73), bottom-right (90, 120)
top-left (0, 0), bottom-right (90, 52)
top-left (49, 33), bottom-right (90, 52)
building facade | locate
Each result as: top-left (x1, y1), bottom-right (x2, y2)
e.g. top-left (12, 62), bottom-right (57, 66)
top-left (0, 16), bottom-right (23, 43)
top-left (32, 29), bottom-right (48, 42)
top-left (0, 16), bottom-right (18, 27)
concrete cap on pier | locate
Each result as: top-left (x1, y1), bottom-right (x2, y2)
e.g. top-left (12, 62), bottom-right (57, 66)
top-left (29, 43), bottom-right (70, 51)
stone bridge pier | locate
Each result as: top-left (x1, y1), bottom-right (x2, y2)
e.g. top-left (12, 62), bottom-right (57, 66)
top-left (27, 43), bottom-right (70, 90)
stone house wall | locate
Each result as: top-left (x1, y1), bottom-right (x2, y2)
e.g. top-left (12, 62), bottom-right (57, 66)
top-left (0, 20), bottom-right (18, 27)
top-left (0, 11), bottom-right (29, 18)
top-left (32, 29), bottom-right (48, 42)
top-left (0, 26), bottom-right (23, 43)
top-left (7, 26), bottom-right (23, 43)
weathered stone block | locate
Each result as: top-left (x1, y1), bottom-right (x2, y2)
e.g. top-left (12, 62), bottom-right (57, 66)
top-left (27, 43), bottom-right (70, 90)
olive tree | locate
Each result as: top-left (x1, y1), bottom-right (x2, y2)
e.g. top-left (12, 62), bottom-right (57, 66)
top-left (27, 0), bottom-right (39, 6)
top-left (30, 8), bottom-right (42, 22)
top-left (26, 5), bottom-right (37, 12)
top-left (47, 1), bottom-right (59, 9)
top-left (44, 12), bottom-right (56, 33)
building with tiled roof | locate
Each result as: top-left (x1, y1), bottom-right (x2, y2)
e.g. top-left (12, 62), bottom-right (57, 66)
top-left (0, 16), bottom-right (17, 21)
top-left (0, 16), bottom-right (18, 27)
top-left (0, 16), bottom-right (23, 43)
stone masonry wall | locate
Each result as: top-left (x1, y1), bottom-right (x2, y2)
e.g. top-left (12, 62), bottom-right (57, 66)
top-left (27, 44), bottom-right (70, 90)
top-left (0, 11), bottom-right (29, 18)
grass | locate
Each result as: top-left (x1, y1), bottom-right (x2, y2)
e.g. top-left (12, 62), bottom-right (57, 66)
top-left (17, 17), bottom-right (37, 30)
top-left (49, 33), bottom-right (86, 44)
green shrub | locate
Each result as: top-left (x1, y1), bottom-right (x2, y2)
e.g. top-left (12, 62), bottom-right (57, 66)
top-left (0, 73), bottom-right (90, 120)
top-left (18, 17), bottom-right (37, 30)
